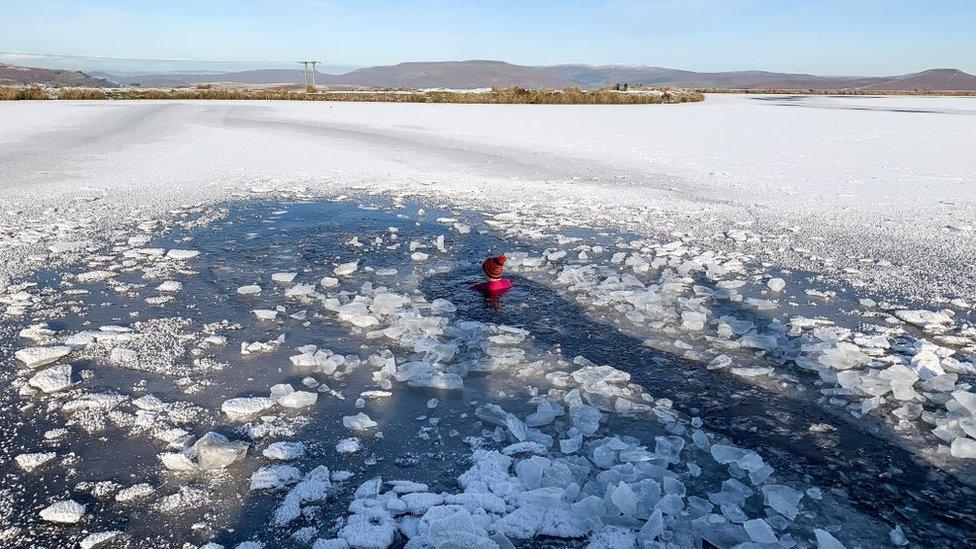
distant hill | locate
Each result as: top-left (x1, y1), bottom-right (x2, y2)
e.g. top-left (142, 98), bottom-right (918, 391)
top-left (0, 63), bottom-right (116, 87)
top-left (858, 68), bottom-right (976, 91)
top-left (102, 69), bottom-right (323, 87)
top-left (545, 65), bottom-right (887, 90)
top-left (321, 60), bottom-right (568, 89)
top-left (7, 60), bottom-right (976, 91)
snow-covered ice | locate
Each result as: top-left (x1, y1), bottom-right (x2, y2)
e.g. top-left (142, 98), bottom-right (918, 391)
top-left (0, 95), bottom-right (973, 547)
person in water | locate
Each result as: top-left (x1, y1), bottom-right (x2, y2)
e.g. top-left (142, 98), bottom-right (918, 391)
top-left (472, 254), bottom-right (513, 295)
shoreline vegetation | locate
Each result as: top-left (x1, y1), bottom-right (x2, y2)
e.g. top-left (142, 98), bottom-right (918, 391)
top-left (695, 87), bottom-right (976, 96)
top-left (0, 85), bottom-right (704, 104)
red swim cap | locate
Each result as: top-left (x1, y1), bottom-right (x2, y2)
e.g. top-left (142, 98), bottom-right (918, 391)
top-left (482, 254), bottom-right (507, 279)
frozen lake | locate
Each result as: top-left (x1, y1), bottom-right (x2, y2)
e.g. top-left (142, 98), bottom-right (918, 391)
top-left (0, 96), bottom-right (974, 547)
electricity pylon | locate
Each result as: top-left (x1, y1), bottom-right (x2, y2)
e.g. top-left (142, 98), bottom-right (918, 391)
top-left (298, 61), bottom-right (319, 91)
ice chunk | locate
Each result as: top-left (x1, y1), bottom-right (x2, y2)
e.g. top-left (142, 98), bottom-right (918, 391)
top-left (950, 437), bottom-right (976, 458)
top-left (28, 364), bottom-right (73, 393)
top-left (156, 280), bottom-right (182, 292)
top-left (278, 391), bottom-right (318, 409)
top-left (253, 309), bottom-right (278, 321)
top-left (339, 512), bottom-right (397, 549)
top-left (814, 528), bottom-right (847, 548)
top-left (767, 278), bottom-right (786, 292)
top-left (587, 526), bottom-right (636, 548)
top-left (334, 261), bottom-right (358, 276)
top-left (115, 483), bottom-right (154, 502)
top-left (237, 284), bottom-right (262, 295)
top-left (743, 518), bottom-right (777, 543)
top-left (681, 311), bottom-right (706, 331)
top-left (515, 456), bottom-right (550, 490)
top-left (343, 413), bottom-right (377, 432)
top-left (80, 530), bottom-right (121, 549)
top-left (272, 272), bottom-right (298, 283)
top-left (321, 276), bottom-right (340, 288)
top-left (15, 346), bottom-right (71, 368)
top-left (15, 452), bottom-right (56, 472)
top-left (285, 284), bottom-right (316, 298)
top-left (611, 482), bottom-right (638, 517)
top-left (731, 366), bottom-right (773, 378)
top-left (762, 484), bottom-right (803, 520)
top-left (884, 364), bottom-right (919, 401)
top-left (39, 499), bottom-right (86, 523)
top-left (526, 400), bottom-right (564, 427)
top-left (166, 249), bottom-right (200, 260)
top-left (402, 492), bottom-right (444, 515)
top-left (952, 391), bottom-right (976, 415)
top-left (895, 309), bottom-right (953, 329)
top-left (251, 465), bottom-right (302, 490)
top-left (818, 342), bottom-right (871, 371)
top-left (264, 441), bottom-right (305, 460)
top-left (710, 444), bottom-right (746, 465)
top-left (274, 466), bottom-right (331, 526)
top-left (221, 397), bottom-right (276, 419)
top-left (336, 437), bottom-right (362, 454)
top-left (77, 270), bottom-right (116, 282)
top-left (195, 432), bottom-right (248, 470)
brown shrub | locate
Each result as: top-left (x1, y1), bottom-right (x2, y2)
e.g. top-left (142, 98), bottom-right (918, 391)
top-left (0, 86), bottom-right (47, 100)
top-left (57, 88), bottom-right (108, 100)
top-left (102, 86), bottom-right (704, 104)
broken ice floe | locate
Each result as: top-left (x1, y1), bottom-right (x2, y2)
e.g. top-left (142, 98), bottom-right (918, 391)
top-left (160, 432), bottom-right (248, 472)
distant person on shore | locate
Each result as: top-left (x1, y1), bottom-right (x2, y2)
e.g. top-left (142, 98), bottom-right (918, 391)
top-left (472, 254), bottom-right (513, 299)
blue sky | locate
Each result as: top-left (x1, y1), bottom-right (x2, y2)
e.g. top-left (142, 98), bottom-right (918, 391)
top-left (1, 0), bottom-right (974, 74)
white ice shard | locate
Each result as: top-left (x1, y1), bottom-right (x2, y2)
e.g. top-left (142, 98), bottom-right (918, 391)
top-left (272, 272), bottom-right (298, 283)
top-left (77, 270), bottom-right (116, 282)
top-left (818, 342), bottom-right (870, 371)
top-left (814, 528), bottom-right (847, 548)
top-left (285, 284), bottom-right (316, 298)
top-left (336, 437), bottom-right (362, 453)
top-left (333, 261), bottom-right (359, 276)
top-left (15, 346), bottom-right (71, 368)
top-left (264, 441), bottom-right (306, 460)
top-left (253, 309), bottom-right (279, 321)
top-left (895, 309), bottom-right (953, 329)
top-left (250, 465), bottom-right (302, 490)
top-left (221, 397), bottom-right (276, 419)
top-left (950, 437), bottom-right (976, 458)
top-left (156, 281), bottom-right (182, 292)
top-left (762, 484), bottom-right (803, 520)
top-left (743, 518), bottom-right (777, 543)
top-left (15, 451), bottom-right (56, 472)
top-left (273, 466), bottom-right (331, 526)
top-left (237, 284), bottom-right (262, 295)
top-left (166, 249), bottom-right (200, 260)
top-left (342, 413), bottom-right (377, 431)
top-left (194, 432), bottom-right (248, 470)
top-left (79, 530), bottom-right (121, 549)
top-left (115, 483), bottom-right (155, 502)
top-left (767, 278), bottom-right (786, 292)
top-left (278, 391), bottom-right (318, 409)
top-left (28, 364), bottom-right (73, 393)
top-left (39, 499), bottom-right (86, 523)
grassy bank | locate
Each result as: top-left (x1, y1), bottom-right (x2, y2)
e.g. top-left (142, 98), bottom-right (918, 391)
top-left (0, 85), bottom-right (704, 105)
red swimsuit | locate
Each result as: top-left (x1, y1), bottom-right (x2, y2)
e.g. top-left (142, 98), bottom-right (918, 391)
top-left (472, 278), bottom-right (513, 294)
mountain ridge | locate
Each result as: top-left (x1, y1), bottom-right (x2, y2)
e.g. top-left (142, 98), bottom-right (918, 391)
top-left (5, 61), bottom-right (976, 91)
top-left (0, 63), bottom-right (116, 87)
